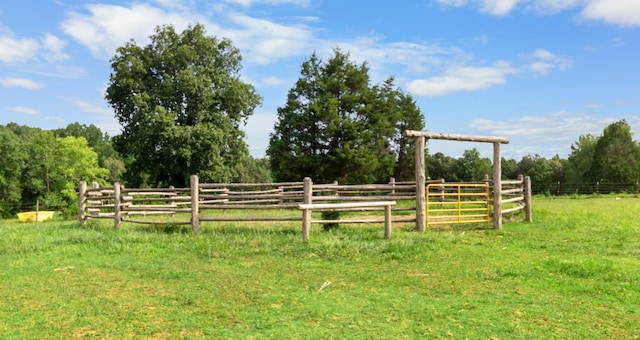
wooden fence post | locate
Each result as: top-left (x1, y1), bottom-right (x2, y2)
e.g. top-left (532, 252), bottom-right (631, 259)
top-left (415, 136), bottom-right (426, 232)
top-left (524, 176), bottom-right (532, 222)
top-left (191, 175), bottom-right (200, 232)
top-left (302, 177), bottom-right (313, 241)
top-left (492, 142), bottom-right (502, 230)
top-left (79, 181), bottom-right (87, 224)
top-left (114, 182), bottom-right (121, 229)
top-left (384, 204), bottom-right (392, 239)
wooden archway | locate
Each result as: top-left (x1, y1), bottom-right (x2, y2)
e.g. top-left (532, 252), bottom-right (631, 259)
top-left (404, 131), bottom-right (510, 231)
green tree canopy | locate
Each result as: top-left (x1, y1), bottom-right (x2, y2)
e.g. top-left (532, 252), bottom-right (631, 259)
top-left (54, 123), bottom-right (117, 163)
top-left (455, 148), bottom-right (492, 182)
top-left (587, 120), bottom-right (640, 184)
top-left (106, 24), bottom-right (262, 187)
top-left (54, 122), bottom-right (125, 184)
top-left (501, 157), bottom-right (518, 179)
top-left (0, 126), bottom-right (26, 217)
top-left (267, 49), bottom-right (424, 184)
top-left (426, 152), bottom-right (458, 182)
top-left (566, 133), bottom-right (598, 185)
top-left (0, 124), bottom-right (109, 216)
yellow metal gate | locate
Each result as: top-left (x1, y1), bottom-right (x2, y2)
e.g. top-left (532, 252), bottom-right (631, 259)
top-left (426, 183), bottom-right (490, 226)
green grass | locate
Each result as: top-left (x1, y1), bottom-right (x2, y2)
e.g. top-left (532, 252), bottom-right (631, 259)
top-left (1, 196), bottom-right (640, 339)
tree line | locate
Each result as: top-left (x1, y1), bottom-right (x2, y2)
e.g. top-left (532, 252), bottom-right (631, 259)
top-left (429, 119), bottom-right (640, 195)
top-left (2, 24), bottom-right (639, 217)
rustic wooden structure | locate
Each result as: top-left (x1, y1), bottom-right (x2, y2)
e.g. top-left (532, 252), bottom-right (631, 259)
top-left (499, 174), bottom-right (533, 222)
top-left (78, 176), bottom-right (416, 236)
top-left (299, 201), bottom-right (396, 240)
top-left (404, 130), bottom-right (511, 230)
top-left (79, 171), bottom-right (531, 236)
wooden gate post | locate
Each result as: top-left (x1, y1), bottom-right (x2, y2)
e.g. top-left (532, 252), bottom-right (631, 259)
top-left (79, 181), bottom-right (87, 224)
top-left (302, 177), bottom-right (313, 241)
top-left (190, 175), bottom-right (200, 232)
top-left (492, 142), bottom-right (502, 229)
top-left (415, 135), bottom-right (426, 232)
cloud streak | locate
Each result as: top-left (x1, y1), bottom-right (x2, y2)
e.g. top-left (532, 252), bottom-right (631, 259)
top-left (406, 61), bottom-right (518, 96)
top-left (434, 0), bottom-right (640, 26)
top-left (0, 77), bottom-right (45, 89)
top-left (6, 106), bottom-right (40, 115)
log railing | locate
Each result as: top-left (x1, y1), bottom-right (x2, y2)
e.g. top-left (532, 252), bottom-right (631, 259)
top-left (79, 174), bottom-right (531, 232)
top-left (79, 176), bottom-right (417, 232)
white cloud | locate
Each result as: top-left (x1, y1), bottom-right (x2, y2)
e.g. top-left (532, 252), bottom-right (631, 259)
top-left (434, 0), bottom-right (524, 15)
top-left (43, 116), bottom-right (65, 122)
top-left (341, 38), bottom-right (465, 75)
top-left (529, 0), bottom-right (581, 14)
top-left (262, 76), bottom-right (286, 86)
top-left (59, 2), bottom-right (318, 64)
top-left (70, 98), bottom-right (120, 135)
top-left (60, 3), bottom-right (208, 59)
top-left (71, 99), bottom-right (113, 117)
top-left (463, 111), bottom-right (639, 158)
top-left (581, 0), bottom-right (640, 27)
top-left (479, 0), bottom-right (523, 15)
top-left (467, 111), bottom-right (630, 144)
top-left (41, 33), bottom-right (70, 62)
top-left (474, 34), bottom-right (489, 45)
top-left (435, 0), bottom-right (470, 7)
top-left (526, 49), bottom-right (572, 75)
top-left (0, 28), bottom-right (70, 64)
top-left (435, 0), bottom-right (640, 26)
top-left (0, 77), bottom-right (45, 89)
top-left (6, 106), bottom-right (40, 115)
top-left (406, 61), bottom-right (518, 96)
top-left (224, 13), bottom-right (317, 64)
top-left (224, 0), bottom-right (311, 7)
top-left (0, 35), bottom-right (39, 63)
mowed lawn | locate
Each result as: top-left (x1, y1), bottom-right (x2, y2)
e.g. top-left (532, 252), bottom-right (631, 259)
top-left (1, 196), bottom-right (639, 339)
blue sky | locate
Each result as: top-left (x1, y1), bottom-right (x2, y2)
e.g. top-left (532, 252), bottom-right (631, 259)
top-left (1, 0), bottom-right (639, 160)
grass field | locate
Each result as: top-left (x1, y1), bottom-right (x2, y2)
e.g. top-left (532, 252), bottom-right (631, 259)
top-left (1, 196), bottom-right (639, 339)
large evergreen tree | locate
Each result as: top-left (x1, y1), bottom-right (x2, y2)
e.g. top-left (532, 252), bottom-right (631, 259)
top-left (267, 49), bottom-right (424, 184)
top-left (106, 24), bottom-right (262, 187)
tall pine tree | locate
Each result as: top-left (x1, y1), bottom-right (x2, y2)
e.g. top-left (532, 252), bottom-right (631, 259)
top-left (267, 49), bottom-right (424, 184)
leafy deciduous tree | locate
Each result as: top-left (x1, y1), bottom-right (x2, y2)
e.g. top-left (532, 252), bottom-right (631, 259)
top-left (501, 157), bottom-right (518, 179)
top-left (427, 152), bottom-right (458, 182)
top-left (566, 133), bottom-right (598, 185)
top-left (455, 148), bottom-right (492, 182)
top-left (587, 120), bottom-right (640, 184)
top-left (0, 126), bottom-right (26, 217)
top-left (106, 24), bottom-right (262, 187)
top-left (54, 122), bottom-right (125, 184)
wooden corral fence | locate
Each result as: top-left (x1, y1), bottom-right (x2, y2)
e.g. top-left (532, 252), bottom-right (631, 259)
top-left (499, 174), bottom-right (532, 221)
top-left (79, 174), bottom-right (531, 237)
top-left (79, 176), bottom-right (419, 237)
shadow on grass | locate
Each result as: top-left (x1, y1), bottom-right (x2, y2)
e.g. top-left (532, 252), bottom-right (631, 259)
top-left (427, 223), bottom-right (498, 232)
top-left (130, 222), bottom-right (302, 236)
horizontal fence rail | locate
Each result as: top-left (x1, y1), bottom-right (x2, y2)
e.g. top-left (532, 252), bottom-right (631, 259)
top-left (79, 174), bottom-right (531, 234)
